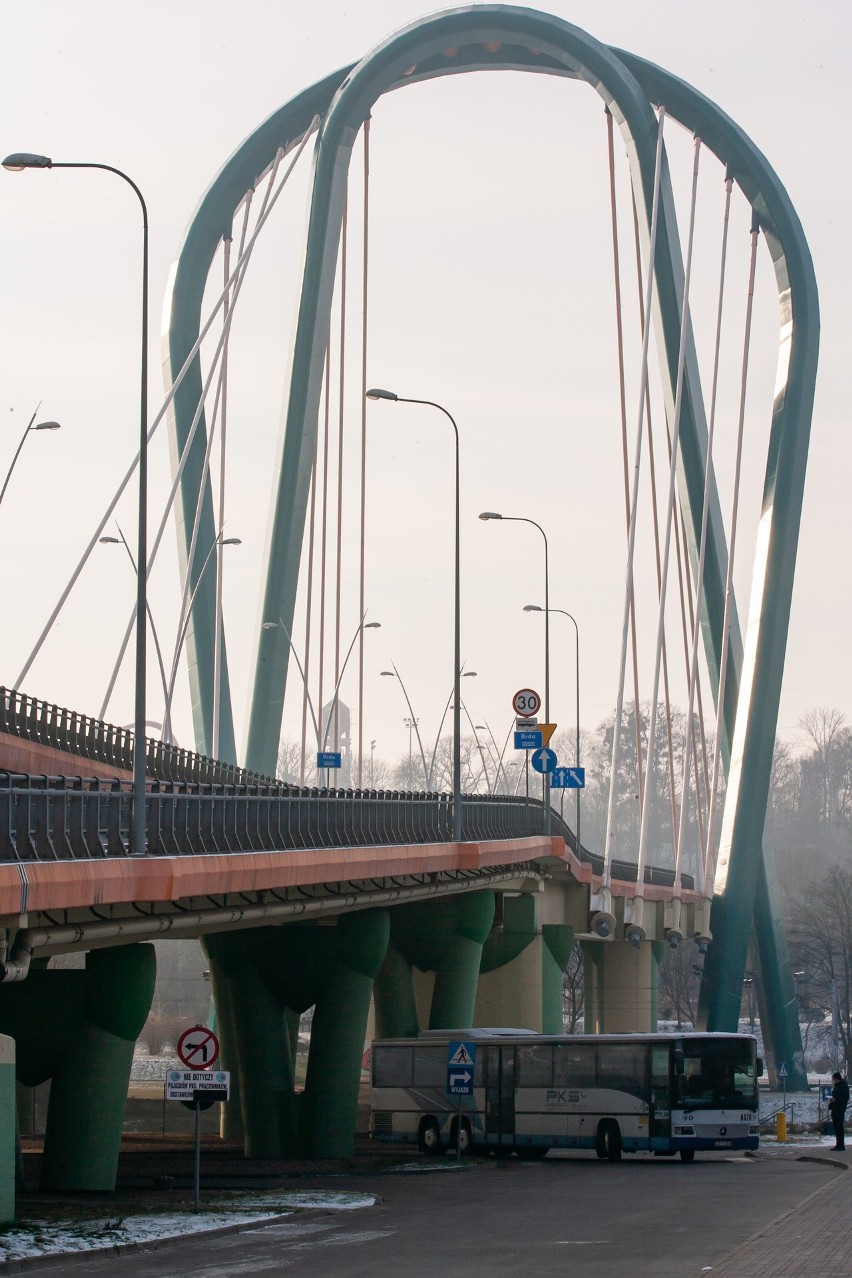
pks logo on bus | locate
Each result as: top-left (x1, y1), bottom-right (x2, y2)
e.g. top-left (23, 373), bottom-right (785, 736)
top-left (546, 1088), bottom-right (580, 1108)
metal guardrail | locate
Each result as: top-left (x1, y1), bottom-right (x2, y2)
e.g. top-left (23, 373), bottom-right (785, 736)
top-left (0, 687), bottom-right (278, 788)
top-left (0, 772), bottom-right (693, 888)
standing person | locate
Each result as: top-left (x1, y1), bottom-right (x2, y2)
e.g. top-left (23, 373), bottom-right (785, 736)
top-left (829, 1071), bottom-right (850, 1151)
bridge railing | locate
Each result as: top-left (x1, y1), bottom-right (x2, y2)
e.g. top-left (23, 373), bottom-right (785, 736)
top-left (0, 773), bottom-right (693, 889)
top-left (0, 688), bottom-right (278, 788)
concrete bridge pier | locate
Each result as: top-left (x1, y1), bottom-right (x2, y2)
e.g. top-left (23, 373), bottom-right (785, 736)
top-left (0, 944), bottom-right (156, 1192)
top-left (204, 909), bottom-right (389, 1159)
top-left (373, 893), bottom-right (495, 1036)
top-left (475, 892), bottom-right (575, 1033)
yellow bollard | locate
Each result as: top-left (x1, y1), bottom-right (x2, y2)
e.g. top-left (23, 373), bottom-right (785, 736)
top-left (776, 1110), bottom-right (787, 1142)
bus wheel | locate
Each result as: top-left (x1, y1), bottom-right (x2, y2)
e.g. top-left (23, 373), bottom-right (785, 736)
top-left (419, 1117), bottom-right (442, 1155)
top-left (679, 1149), bottom-right (695, 1163)
top-left (450, 1117), bottom-right (472, 1155)
top-left (597, 1120), bottom-right (622, 1162)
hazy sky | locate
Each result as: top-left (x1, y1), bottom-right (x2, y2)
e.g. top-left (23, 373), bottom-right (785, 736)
top-left (1, 0), bottom-right (848, 779)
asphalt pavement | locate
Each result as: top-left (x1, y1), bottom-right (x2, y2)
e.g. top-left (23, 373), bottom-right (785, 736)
top-left (4, 1144), bottom-right (849, 1277)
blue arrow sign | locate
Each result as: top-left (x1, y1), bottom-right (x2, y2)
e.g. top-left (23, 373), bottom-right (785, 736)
top-left (531, 747), bottom-right (557, 774)
top-left (551, 766), bottom-right (586, 789)
top-left (317, 751), bottom-right (342, 769)
top-left (447, 1066), bottom-right (474, 1096)
top-left (514, 730), bottom-right (542, 751)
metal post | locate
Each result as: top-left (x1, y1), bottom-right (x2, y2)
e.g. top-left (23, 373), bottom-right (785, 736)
top-left (4, 157), bottom-right (149, 852)
top-left (193, 1095), bottom-right (201, 1212)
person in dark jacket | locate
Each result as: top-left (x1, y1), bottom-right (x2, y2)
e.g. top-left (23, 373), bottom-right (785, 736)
top-left (829, 1072), bottom-right (850, 1150)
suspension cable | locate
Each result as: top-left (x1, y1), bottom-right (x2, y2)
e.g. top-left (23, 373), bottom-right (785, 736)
top-left (704, 211), bottom-right (760, 895)
top-left (317, 342), bottom-right (331, 758)
top-left (606, 109), bottom-right (645, 812)
top-left (333, 191), bottom-right (349, 756)
top-left (635, 135), bottom-right (702, 896)
top-left (602, 107), bottom-right (667, 888)
top-left (357, 117), bottom-right (371, 787)
top-left (15, 119), bottom-right (319, 692)
top-left (674, 173), bottom-right (734, 888)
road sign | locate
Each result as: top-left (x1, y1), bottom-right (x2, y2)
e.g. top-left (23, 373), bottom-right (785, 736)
top-left (165, 1070), bottom-right (230, 1102)
top-left (447, 1066), bottom-right (475, 1096)
top-left (778, 1062), bottom-right (788, 1079)
top-left (177, 1025), bottom-right (220, 1069)
top-left (516, 716), bottom-right (538, 730)
top-left (531, 747), bottom-right (557, 774)
top-left (447, 1040), bottom-right (476, 1095)
top-left (551, 766), bottom-right (586, 789)
top-left (538, 723), bottom-right (557, 746)
top-left (512, 688), bottom-right (541, 716)
top-left (317, 751), bottom-right (342, 769)
top-left (514, 730), bottom-right (542, 751)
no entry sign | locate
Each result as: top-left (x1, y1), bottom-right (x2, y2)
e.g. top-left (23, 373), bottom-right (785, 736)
top-left (177, 1025), bottom-right (220, 1070)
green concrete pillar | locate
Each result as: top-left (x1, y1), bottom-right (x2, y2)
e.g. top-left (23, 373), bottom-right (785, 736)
top-left (202, 947), bottom-right (244, 1142)
top-left (229, 965), bottom-right (297, 1158)
top-left (299, 911), bottom-right (390, 1157)
top-left (41, 945), bottom-right (156, 1192)
top-left (429, 895), bottom-right (495, 1029)
top-left (541, 925), bottom-right (574, 1034)
top-left (0, 1034), bottom-right (14, 1224)
top-left (374, 940), bottom-right (419, 1039)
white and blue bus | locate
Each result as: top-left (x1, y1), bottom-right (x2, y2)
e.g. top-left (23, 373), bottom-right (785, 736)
top-left (370, 1029), bottom-right (761, 1161)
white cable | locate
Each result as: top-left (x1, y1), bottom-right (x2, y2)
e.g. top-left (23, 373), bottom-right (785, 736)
top-left (14, 118), bottom-right (319, 692)
top-left (602, 108), bottom-right (667, 887)
top-left (673, 176), bottom-right (734, 887)
top-left (704, 219), bottom-right (760, 896)
top-left (634, 136), bottom-right (702, 897)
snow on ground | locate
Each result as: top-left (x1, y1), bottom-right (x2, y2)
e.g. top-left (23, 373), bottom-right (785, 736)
top-left (0, 1190), bottom-right (376, 1264)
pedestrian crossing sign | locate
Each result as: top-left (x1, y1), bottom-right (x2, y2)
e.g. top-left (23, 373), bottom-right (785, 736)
top-left (448, 1040), bottom-right (476, 1067)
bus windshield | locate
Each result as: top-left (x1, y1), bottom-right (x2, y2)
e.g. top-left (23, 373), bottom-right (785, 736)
top-left (679, 1039), bottom-right (757, 1109)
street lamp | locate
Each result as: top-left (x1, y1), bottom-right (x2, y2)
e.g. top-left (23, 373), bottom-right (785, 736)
top-left (5, 151), bottom-right (149, 854)
top-left (524, 603), bottom-right (581, 850)
top-left (367, 387), bottom-right (463, 840)
top-left (0, 411), bottom-right (61, 508)
top-left (481, 511), bottom-right (551, 831)
top-left (380, 668), bottom-right (430, 787)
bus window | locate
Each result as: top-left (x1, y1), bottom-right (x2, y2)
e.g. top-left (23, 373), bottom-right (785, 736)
top-left (373, 1045), bottom-right (413, 1087)
top-left (516, 1043), bottom-right (552, 1087)
top-left (412, 1045), bottom-right (446, 1086)
top-left (553, 1044), bottom-right (595, 1089)
top-left (597, 1043), bottom-right (648, 1098)
top-left (679, 1039), bottom-right (757, 1108)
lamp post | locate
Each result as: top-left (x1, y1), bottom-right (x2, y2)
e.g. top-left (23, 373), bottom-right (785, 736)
top-left (481, 511), bottom-right (551, 832)
top-left (380, 668), bottom-right (430, 788)
top-left (0, 410), bottom-right (61, 508)
top-left (4, 151), bottom-right (149, 855)
top-left (367, 388), bottom-right (462, 840)
top-left (524, 604), bottom-right (581, 850)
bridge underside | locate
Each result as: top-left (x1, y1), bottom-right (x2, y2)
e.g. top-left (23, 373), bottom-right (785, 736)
top-left (0, 833), bottom-right (706, 1187)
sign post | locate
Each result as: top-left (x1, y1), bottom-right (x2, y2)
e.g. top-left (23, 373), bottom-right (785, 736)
top-left (447, 1040), bottom-right (476, 1161)
top-left (170, 1027), bottom-right (226, 1211)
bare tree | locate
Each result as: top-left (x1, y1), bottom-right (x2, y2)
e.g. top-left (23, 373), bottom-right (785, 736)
top-left (788, 867), bottom-right (852, 1071)
top-left (563, 943), bottom-right (584, 1031)
top-left (657, 939), bottom-right (703, 1027)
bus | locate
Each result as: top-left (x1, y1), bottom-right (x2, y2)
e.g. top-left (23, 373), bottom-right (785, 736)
top-left (370, 1029), bottom-right (762, 1161)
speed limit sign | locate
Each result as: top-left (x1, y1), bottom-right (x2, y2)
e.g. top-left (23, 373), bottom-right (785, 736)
top-left (512, 688), bottom-right (542, 716)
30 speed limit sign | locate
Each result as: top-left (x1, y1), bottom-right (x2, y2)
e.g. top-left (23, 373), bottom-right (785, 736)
top-left (512, 688), bottom-right (542, 716)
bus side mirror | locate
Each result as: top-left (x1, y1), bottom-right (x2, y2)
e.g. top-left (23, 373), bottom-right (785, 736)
top-left (673, 1047), bottom-right (684, 1075)
top-left (756, 1057), bottom-right (764, 1078)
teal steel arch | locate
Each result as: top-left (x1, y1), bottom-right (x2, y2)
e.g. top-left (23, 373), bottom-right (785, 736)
top-left (163, 6), bottom-right (818, 1079)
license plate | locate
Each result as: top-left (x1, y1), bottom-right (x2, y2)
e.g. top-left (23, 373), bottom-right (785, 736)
top-left (714, 1140), bottom-right (732, 1148)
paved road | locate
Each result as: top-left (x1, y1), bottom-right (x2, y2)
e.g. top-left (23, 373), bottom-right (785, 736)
top-left (12, 1150), bottom-right (841, 1277)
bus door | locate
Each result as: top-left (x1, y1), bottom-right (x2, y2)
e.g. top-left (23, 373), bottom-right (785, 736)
top-left (650, 1046), bottom-right (672, 1147)
top-left (484, 1046), bottom-right (515, 1148)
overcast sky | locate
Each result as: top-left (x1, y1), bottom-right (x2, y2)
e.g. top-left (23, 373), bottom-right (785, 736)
top-left (0, 0), bottom-right (848, 780)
